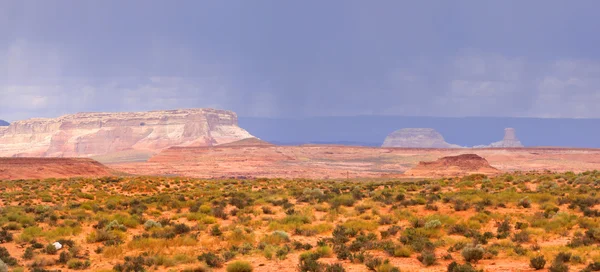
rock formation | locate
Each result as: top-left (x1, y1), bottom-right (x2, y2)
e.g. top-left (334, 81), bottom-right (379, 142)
top-left (404, 154), bottom-right (500, 177)
top-left (0, 108), bottom-right (254, 158)
top-left (382, 128), bottom-right (462, 148)
top-left (475, 128), bottom-right (524, 148)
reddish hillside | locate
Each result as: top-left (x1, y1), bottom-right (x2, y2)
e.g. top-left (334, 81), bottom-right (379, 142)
top-left (0, 158), bottom-right (112, 180)
top-left (405, 154), bottom-right (500, 177)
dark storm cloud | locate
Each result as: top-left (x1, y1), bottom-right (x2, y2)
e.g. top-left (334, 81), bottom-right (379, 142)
top-left (1, 0), bottom-right (600, 121)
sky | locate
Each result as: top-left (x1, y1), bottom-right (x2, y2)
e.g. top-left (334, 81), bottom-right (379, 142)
top-left (1, 0), bottom-right (600, 122)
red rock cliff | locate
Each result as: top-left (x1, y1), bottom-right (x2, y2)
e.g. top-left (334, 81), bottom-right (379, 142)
top-left (0, 108), bottom-right (254, 157)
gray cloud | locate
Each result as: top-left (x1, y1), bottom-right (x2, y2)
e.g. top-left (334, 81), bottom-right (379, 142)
top-left (1, 0), bottom-right (600, 121)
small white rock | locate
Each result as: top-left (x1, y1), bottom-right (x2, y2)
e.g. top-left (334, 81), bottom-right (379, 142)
top-left (52, 242), bottom-right (62, 250)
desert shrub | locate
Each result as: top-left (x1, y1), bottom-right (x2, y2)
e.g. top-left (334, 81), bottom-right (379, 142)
top-left (583, 262), bottom-right (600, 272)
top-left (496, 219), bottom-right (511, 236)
top-left (512, 231), bottom-right (530, 243)
top-left (424, 219), bottom-right (442, 229)
top-left (0, 247), bottom-right (17, 266)
top-left (23, 247), bottom-right (35, 260)
top-left (365, 256), bottom-right (383, 270)
top-left (454, 199), bottom-right (470, 211)
top-left (417, 250), bottom-right (436, 266)
top-left (529, 256), bottom-right (546, 270)
top-left (210, 225), bottom-right (222, 237)
top-left (67, 259), bottom-right (91, 270)
top-left (298, 252), bottom-right (324, 272)
top-left (548, 259), bottom-right (568, 272)
top-left (515, 222), bottom-right (529, 230)
top-left (226, 260), bottom-right (253, 272)
top-left (513, 245), bottom-right (528, 256)
top-left (555, 252), bottom-right (571, 263)
top-left (0, 229), bottom-right (13, 244)
top-left (198, 252), bottom-right (223, 268)
top-left (222, 250), bottom-right (236, 261)
top-left (447, 261), bottom-right (482, 272)
top-left (400, 228), bottom-right (434, 252)
top-left (324, 263), bottom-right (346, 272)
top-left (143, 220), bottom-right (162, 230)
top-left (330, 195), bottom-right (356, 208)
top-left (58, 251), bottom-right (71, 264)
top-left (113, 255), bottom-right (155, 272)
top-left (44, 244), bottom-right (58, 255)
top-left (461, 245), bottom-right (484, 263)
top-left (262, 231), bottom-right (290, 245)
top-left (375, 261), bottom-right (399, 272)
top-left (518, 198), bottom-right (531, 208)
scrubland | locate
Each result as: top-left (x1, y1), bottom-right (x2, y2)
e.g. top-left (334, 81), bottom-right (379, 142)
top-left (1, 172), bottom-right (600, 271)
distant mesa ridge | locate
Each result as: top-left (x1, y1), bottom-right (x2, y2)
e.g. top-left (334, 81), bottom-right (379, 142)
top-left (382, 127), bottom-right (524, 148)
top-left (0, 108), bottom-right (255, 158)
top-left (0, 120), bottom-right (8, 126)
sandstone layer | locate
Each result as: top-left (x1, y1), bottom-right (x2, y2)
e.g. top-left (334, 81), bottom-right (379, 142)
top-left (0, 158), bottom-right (112, 180)
top-left (0, 108), bottom-right (254, 158)
top-left (405, 153), bottom-right (500, 177)
top-left (382, 128), bottom-right (462, 148)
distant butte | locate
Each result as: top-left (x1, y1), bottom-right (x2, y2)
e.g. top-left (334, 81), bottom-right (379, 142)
top-left (475, 128), bottom-right (524, 148)
top-left (381, 128), bottom-right (462, 148)
top-left (404, 153), bottom-right (500, 177)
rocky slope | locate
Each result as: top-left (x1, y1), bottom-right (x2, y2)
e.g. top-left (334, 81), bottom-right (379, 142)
top-left (405, 154), bottom-right (500, 177)
top-left (382, 128), bottom-right (462, 148)
top-left (0, 158), bottom-right (112, 180)
top-left (0, 108), bottom-right (254, 158)
top-left (475, 128), bottom-right (524, 148)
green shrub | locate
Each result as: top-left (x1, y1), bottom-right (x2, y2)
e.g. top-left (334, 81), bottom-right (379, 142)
top-left (529, 256), bottom-right (546, 270)
top-left (447, 261), bottom-right (482, 272)
top-left (226, 261), bottom-right (253, 272)
top-left (44, 244), bottom-right (58, 255)
top-left (548, 259), bottom-right (568, 272)
top-left (198, 252), bottom-right (223, 268)
top-left (67, 259), bottom-right (91, 270)
top-left (418, 250), bottom-right (436, 266)
top-left (461, 245), bottom-right (484, 263)
top-left (424, 219), bottom-right (442, 229)
top-left (0, 247), bottom-right (17, 266)
top-left (324, 263), bottom-right (346, 272)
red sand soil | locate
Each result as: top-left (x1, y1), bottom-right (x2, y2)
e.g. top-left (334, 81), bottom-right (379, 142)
top-left (109, 145), bottom-right (600, 179)
top-left (405, 153), bottom-right (500, 177)
top-left (0, 157), bottom-right (112, 180)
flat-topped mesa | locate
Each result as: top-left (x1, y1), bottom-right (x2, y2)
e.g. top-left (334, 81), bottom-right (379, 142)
top-left (475, 128), bottom-right (524, 148)
top-left (0, 108), bottom-right (255, 158)
top-left (382, 128), bottom-right (462, 148)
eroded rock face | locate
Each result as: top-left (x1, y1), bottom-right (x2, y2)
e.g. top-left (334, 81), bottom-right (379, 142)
top-left (381, 128), bottom-right (462, 148)
top-left (475, 128), bottom-right (524, 148)
top-left (0, 108), bottom-right (254, 157)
